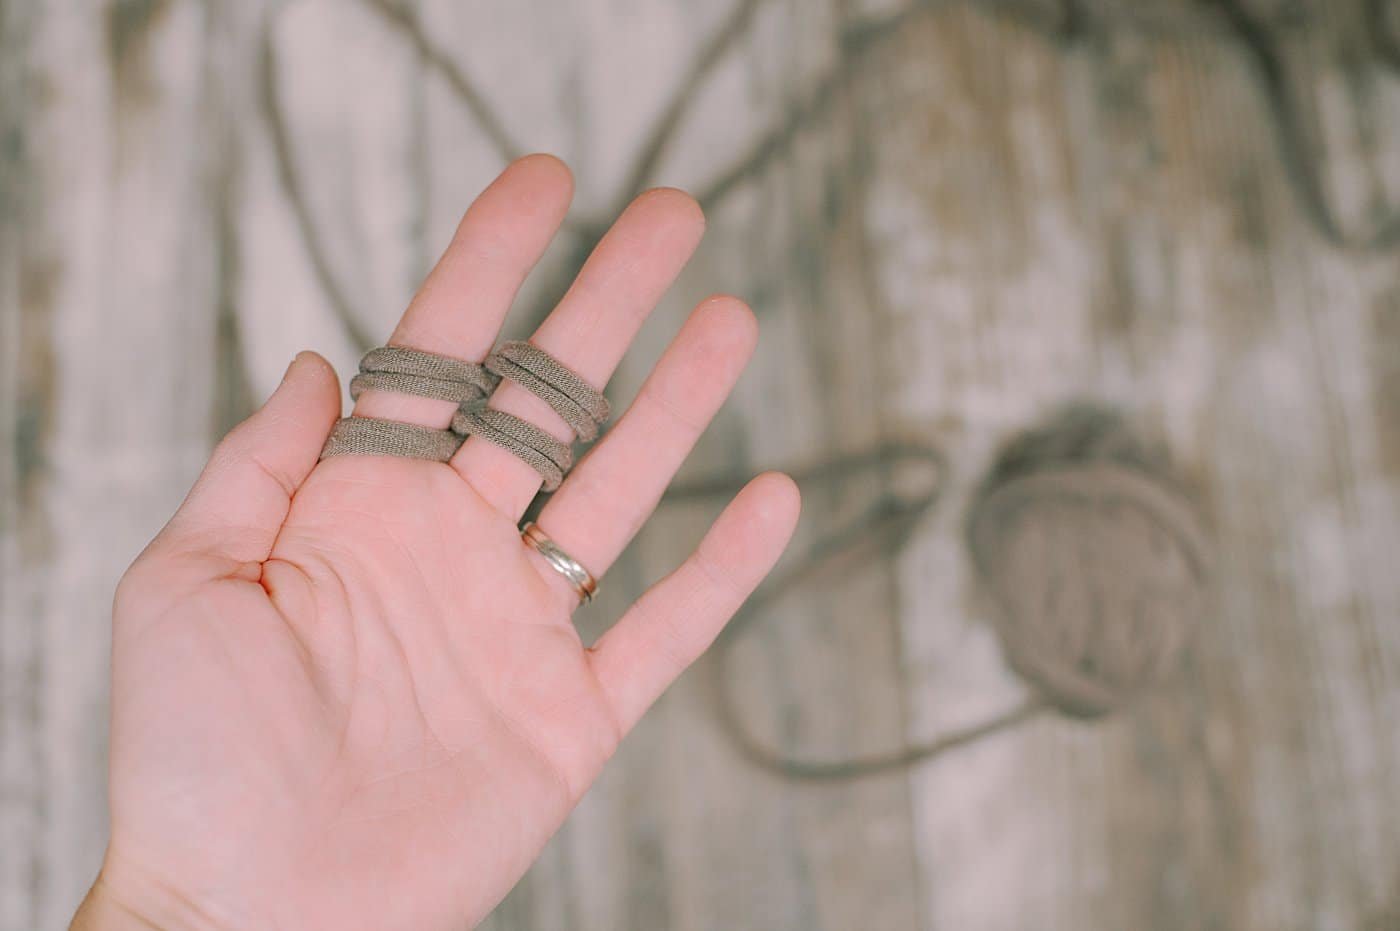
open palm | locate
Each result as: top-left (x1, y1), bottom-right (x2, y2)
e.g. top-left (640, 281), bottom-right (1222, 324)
top-left (87, 156), bottom-right (799, 931)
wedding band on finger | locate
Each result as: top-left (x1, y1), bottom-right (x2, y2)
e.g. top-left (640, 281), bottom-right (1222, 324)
top-left (521, 522), bottom-right (598, 605)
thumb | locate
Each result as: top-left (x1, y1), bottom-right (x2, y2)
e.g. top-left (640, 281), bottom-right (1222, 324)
top-left (154, 351), bottom-right (340, 566)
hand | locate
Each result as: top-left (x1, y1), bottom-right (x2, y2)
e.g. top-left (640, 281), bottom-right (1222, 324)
top-left (73, 155), bottom-right (800, 930)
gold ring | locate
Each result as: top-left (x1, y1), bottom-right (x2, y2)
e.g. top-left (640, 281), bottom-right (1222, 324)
top-left (521, 522), bottom-right (598, 605)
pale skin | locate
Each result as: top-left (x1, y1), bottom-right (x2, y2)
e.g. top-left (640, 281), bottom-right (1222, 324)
top-left (71, 155), bottom-right (801, 930)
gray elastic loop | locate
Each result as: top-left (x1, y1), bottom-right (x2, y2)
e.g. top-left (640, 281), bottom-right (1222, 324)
top-left (320, 417), bottom-right (463, 462)
top-left (350, 371), bottom-right (490, 405)
top-left (361, 346), bottom-right (499, 394)
top-left (485, 341), bottom-right (610, 442)
top-left (451, 405), bottom-right (572, 490)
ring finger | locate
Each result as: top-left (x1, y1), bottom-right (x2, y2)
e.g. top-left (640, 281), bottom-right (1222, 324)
top-left (522, 295), bottom-right (757, 606)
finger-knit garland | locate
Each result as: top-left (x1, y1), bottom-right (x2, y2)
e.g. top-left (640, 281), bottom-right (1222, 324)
top-left (484, 341), bottom-right (610, 442)
top-left (320, 342), bottom-right (610, 491)
top-left (450, 405), bottom-right (573, 490)
top-left (320, 416), bottom-right (463, 462)
top-left (349, 345), bottom-right (499, 404)
top-left (448, 341), bottom-right (609, 490)
top-left (322, 346), bottom-right (496, 462)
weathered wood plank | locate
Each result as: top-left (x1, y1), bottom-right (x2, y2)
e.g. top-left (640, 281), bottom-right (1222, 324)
top-left (2, 1), bottom-right (224, 926)
top-left (0, 4), bottom-right (48, 928)
top-left (857, 4), bottom-right (1400, 929)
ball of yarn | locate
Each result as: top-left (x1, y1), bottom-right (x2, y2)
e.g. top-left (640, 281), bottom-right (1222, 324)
top-left (967, 406), bottom-right (1211, 718)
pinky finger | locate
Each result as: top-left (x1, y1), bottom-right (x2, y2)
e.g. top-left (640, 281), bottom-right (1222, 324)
top-left (588, 472), bottom-right (801, 735)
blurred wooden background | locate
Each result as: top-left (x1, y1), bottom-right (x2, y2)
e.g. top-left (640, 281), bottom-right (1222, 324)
top-left (4, 0), bottom-right (1400, 928)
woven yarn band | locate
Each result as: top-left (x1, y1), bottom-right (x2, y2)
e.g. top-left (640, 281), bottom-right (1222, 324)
top-left (451, 405), bottom-right (573, 491)
top-left (321, 416), bottom-right (462, 462)
top-left (485, 341), bottom-right (610, 442)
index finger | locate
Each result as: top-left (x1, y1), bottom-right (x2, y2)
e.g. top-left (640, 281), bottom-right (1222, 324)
top-left (353, 154), bottom-right (575, 430)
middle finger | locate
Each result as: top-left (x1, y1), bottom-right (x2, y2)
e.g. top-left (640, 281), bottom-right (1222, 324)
top-left (451, 187), bottom-right (705, 517)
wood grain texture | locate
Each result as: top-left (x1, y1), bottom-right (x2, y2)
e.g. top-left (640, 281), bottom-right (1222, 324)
top-left (3, 0), bottom-right (1399, 929)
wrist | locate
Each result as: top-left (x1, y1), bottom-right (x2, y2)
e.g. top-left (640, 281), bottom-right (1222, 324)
top-left (70, 854), bottom-right (229, 931)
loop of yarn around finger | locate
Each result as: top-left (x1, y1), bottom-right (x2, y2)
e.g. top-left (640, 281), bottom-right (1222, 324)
top-left (484, 341), bottom-right (610, 442)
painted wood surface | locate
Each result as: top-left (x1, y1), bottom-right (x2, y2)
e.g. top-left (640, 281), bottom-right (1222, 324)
top-left (3, 1), bottom-right (1399, 929)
